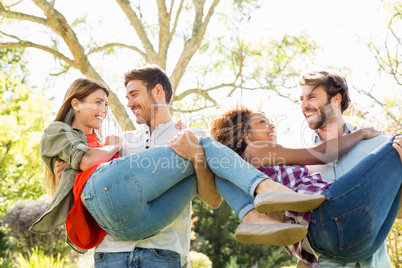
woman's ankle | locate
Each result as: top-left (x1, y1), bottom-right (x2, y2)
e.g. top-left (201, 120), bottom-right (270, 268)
top-left (255, 179), bottom-right (295, 194)
top-left (242, 209), bottom-right (280, 224)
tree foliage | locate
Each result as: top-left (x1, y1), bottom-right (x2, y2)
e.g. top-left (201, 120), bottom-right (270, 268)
top-left (356, 0), bottom-right (402, 131)
top-left (191, 199), bottom-right (295, 267)
top-left (0, 0), bottom-right (317, 131)
top-left (0, 48), bottom-right (52, 217)
top-left (1, 198), bottom-right (70, 258)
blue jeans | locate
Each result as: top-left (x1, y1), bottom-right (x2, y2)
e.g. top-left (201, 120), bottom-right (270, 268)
top-left (94, 248), bottom-right (182, 268)
top-left (308, 135), bottom-right (402, 262)
top-left (83, 137), bottom-right (262, 240)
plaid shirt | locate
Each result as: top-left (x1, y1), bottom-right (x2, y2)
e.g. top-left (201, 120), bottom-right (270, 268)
top-left (258, 165), bottom-right (332, 267)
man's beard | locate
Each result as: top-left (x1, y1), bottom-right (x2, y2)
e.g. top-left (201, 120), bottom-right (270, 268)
top-left (309, 101), bottom-right (335, 130)
top-left (144, 96), bottom-right (158, 127)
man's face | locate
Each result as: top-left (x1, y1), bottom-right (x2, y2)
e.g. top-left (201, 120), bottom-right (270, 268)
top-left (126, 80), bottom-right (158, 126)
top-left (300, 85), bottom-right (336, 130)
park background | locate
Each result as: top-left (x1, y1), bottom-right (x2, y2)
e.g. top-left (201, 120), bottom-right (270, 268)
top-left (0, 0), bottom-right (401, 267)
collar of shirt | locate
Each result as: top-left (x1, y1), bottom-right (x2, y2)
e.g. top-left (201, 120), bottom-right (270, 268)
top-left (314, 122), bottom-right (354, 145)
top-left (149, 120), bottom-right (176, 142)
top-left (120, 120), bottom-right (178, 156)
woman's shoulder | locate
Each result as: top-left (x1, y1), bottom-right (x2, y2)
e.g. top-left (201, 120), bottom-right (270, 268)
top-left (46, 121), bottom-right (71, 131)
top-left (45, 121), bottom-right (83, 135)
top-left (42, 122), bottom-right (86, 145)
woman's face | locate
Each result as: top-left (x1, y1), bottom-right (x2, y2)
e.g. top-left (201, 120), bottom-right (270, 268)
top-left (71, 89), bottom-right (108, 134)
top-left (246, 112), bottom-right (277, 144)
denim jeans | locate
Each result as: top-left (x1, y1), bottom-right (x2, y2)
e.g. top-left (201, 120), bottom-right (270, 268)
top-left (82, 137), bottom-right (263, 240)
top-left (308, 135), bottom-right (402, 262)
top-left (94, 247), bottom-right (182, 268)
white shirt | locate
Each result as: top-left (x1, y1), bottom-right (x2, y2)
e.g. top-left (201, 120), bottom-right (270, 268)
top-left (307, 123), bottom-right (391, 268)
top-left (96, 121), bottom-right (191, 267)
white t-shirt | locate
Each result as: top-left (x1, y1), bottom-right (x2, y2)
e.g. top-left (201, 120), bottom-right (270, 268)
top-left (95, 121), bottom-right (192, 267)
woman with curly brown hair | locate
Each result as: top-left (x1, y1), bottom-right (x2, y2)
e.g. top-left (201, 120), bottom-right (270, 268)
top-left (210, 105), bottom-right (402, 267)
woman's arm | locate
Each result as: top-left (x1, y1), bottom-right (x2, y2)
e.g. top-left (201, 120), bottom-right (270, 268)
top-left (244, 127), bottom-right (381, 167)
top-left (80, 135), bottom-right (122, 171)
top-left (79, 145), bottom-right (121, 171)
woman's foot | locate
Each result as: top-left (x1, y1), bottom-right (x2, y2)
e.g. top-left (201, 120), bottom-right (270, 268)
top-left (235, 222), bottom-right (307, 246)
top-left (242, 209), bottom-right (281, 224)
top-left (254, 192), bottom-right (325, 213)
top-left (236, 209), bottom-right (304, 246)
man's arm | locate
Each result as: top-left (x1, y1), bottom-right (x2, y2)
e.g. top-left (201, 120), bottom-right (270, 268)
top-left (244, 127), bottom-right (381, 167)
top-left (169, 130), bottom-right (222, 209)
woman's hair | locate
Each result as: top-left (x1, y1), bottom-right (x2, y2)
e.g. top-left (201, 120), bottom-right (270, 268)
top-left (55, 78), bottom-right (109, 125)
top-left (210, 105), bottom-right (256, 156)
top-left (46, 78), bottom-right (109, 195)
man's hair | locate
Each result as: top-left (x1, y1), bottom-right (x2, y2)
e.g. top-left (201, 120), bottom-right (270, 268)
top-left (299, 71), bottom-right (351, 113)
top-left (124, 64), bottom-right (173, 104)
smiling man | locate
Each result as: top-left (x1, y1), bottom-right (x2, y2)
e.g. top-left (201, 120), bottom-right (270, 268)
top-left (93, 65), bottom-right (222, 268)
top-left (298, 71), bottom-right (392, 268)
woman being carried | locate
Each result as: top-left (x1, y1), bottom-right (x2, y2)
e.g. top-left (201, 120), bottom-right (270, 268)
top-left (210, 105), bottom-right (402, 266)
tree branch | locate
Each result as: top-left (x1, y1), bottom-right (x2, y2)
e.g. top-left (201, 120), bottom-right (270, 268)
top-left (170, 0), bottom-right (184, 43)
top-left (0, 2), bottom-right (51, 28)
top-left (49, 64), bottom-right (71, 76)
top-left (173, 82), bottom-right (235, 101)
top-left (115, 0), bottom-right (157, 62)
top-left (31, 0), bottom-right (88, 68)
top-left (10, 0), bottom-right (136, 131)
top-left (355, 87), bottom-right (402, 128)
top-left (156, 0), bottom-right (170, 69)
top-left (171, 105), bottom-right (216, 114)
top-left (0, 31), bottom-right (75, 66)
top-left (87, 43), bottom-right (145, 57)
top-left (170, 0), bottom-right (220, 93)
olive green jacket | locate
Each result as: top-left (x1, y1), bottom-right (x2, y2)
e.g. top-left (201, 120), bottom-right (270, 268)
top-left (30, 121), bottom-right (90, 253)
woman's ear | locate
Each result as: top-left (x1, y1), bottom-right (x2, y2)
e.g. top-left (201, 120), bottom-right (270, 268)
top-left (71, 98), bottom-right (80, 111)
top-left (245, 132), bottom-right (251, 145)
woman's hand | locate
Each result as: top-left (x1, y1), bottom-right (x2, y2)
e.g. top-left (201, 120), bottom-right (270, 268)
top-left (175, 120), bottom-right (187, 130)
top-left (168, 129), bottom-right (203, 162)
top-left (105, 135), bottom-right (123, 149)
top-left (358, 127), bottom-right (382, 140)
top-left (393, 135), bottom-right (402, 164)
top-left (54, 159), bottom-right (68, 180)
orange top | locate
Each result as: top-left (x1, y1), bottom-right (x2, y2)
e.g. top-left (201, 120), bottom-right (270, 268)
top-left (66, 134), bottom-right (119, 249)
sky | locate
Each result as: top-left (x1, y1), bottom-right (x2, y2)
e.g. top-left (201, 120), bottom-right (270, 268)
top-left (220, 0), bottom-right (397, 146)
top-left (6, 0), bottom-right (399, 146)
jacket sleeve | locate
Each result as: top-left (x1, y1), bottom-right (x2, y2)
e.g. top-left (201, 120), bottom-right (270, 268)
top-left (40, 122), bottom-right (90, 174)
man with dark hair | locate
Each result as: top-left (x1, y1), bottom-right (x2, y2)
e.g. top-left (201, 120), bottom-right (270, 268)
top-left (93, 64), bottom-right (222, 267)
top-left (298, 71), bottom-right (392, 267)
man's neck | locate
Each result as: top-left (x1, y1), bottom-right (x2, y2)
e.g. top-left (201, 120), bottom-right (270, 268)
top-left (315, 118), bottom-right (346, 142)
top-left (148, 109), bottom-right (173, 134)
